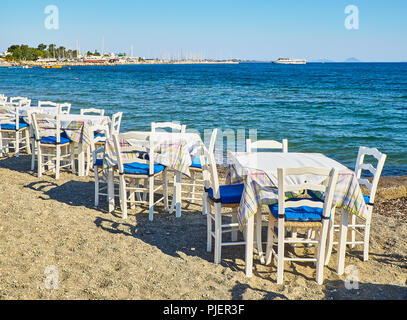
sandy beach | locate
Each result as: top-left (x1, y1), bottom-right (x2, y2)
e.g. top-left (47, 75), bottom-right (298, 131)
top-left (0, 154), bottom-right (406, 300)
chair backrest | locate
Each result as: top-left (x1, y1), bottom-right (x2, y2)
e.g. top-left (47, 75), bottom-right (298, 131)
top-left (0, 105), bottom-right (19, 129)
top-left (80, 108), bottom-right (105, 116)
top-left (246, 139), bottom-right (288, 153)
top-left (10, 97), bottom-right (31, 107)
top-left (59, 103), bottom-right (71, 114)
top-left (201, 144), bottom-right (221, 200)
top-left (92, 124), bottom-right (111, 145)
top-left (209, 128), bottom-right (218, 153)
top-left (110, 112), bottom-right (123, 135)
top-left (354, 146), bottom-right (387, 204)
top-left (31, 113), bottom-right (62, 143)
top-left (38, 101), bottom-right (60, 108)
top-left (112, 131), bottom-right (155, 176)
top-left (277, 166), bottom-right (339, 219)
top-left (151, 122), bottom-right (186, 133)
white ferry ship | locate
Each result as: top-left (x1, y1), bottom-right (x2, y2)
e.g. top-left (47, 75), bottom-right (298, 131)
top-left (273, 58), bottom-right (307, 64)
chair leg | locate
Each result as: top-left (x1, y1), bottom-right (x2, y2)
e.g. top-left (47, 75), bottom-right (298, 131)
top-left (148, 176), bottom-right (154, 221)
top-left (15, 131), bottom-right (20, 157)
top-left (94, 166), bottom-right (100, 207)
top-left (316, 221), bottom-right (329, 285)
top-left (70, 144), bottom-right (76, 174)
top-left (265, 219), bottom-right (274, 265)
top-left (31, 139), bottom-right (36, 171)
top-left (55, 145), bottom-right (61, 179)
top-left (119, 175), bottom-right (128, 219)
top-left (337, 210), bottom-right (349, 275)
top-left (363, 215), bottom-right (372, 261)
top-left (163, 170), bottom-right (169, 211)
top-left (324, 207), bottom-right (336, 265)
top-left (206, 201), bottom-right (212, 252)
top-left (37, 146), bottom-right (43, 178)
top-left (256, 210), bottom-right (265, 264)
top-left (214, 203), bottom-right (222, 264)
top-left (350, 214), bottom-right (356, 248)
top-left (25, 129), bottom-right (31, 154)
top-left (276, 220), bottom-right (285, 284)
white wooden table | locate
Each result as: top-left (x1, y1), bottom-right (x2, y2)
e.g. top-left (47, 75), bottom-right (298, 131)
top-left (227, 152), bottom-right (368, 277)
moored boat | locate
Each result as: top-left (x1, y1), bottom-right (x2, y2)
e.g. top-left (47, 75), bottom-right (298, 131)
top-left (273, 58), bottom-right (307, 64)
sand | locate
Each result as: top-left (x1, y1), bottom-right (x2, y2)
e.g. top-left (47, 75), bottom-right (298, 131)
top-left (0, 155), bottom-right (406, 300)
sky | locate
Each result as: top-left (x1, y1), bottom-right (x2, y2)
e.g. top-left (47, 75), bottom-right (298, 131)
top-left (0, 0), bottom-right (406, 61)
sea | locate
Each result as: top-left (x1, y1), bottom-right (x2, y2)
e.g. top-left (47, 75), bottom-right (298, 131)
top-left (1, 62), bottom-right (406, 176)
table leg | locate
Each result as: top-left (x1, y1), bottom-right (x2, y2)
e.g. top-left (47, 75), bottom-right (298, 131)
top-left (256, 209), bottom-right (265, 264)
top-left (337, 209), bottom-right (349, 275)
top-left (175, 172), bottom-right (182, 218)
top-left (245, 215), bottom-right (254, 277)
top-left (108, 168), bottom-right (115, 213)
top-left (77, 142), bottom-right (85, 176)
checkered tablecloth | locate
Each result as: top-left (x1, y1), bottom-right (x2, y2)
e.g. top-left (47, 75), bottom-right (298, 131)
top-left (103, 131), bottom-right (204, 177)
top-left (59, 114), bottom-right (110, 149)
top-left (226, 152), bottom-right (369, 230)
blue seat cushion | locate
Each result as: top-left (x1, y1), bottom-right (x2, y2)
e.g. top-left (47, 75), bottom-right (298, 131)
top-left (94, 159), bottom-right (104, 167)
top-left (269, 197), bottom-right (325, 222)
top-left (208, 183), bottom-right (244, 204)
top-left (190, 157), bottom-right (202, 169)
top-left (363, 195), bottom-right (371, 204)
top-left (40, 136), bottom-right (71, 145)
top-left (123, 162), bottom-right (165, 175)
top-left (0, 122), bottom-right (28, 131)
top-left (94, 131), bottom-right (106, 138)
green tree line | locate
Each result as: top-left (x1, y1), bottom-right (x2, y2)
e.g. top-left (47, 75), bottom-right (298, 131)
top-left (5, 44), bottom-right (79, 61)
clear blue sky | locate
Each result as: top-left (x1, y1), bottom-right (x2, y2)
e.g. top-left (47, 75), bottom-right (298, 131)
top-left (1, 0), bottom-right (406, 61)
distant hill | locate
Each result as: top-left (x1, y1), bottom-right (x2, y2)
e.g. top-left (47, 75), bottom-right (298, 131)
top-left (344, 57), bottom-right (361, 62)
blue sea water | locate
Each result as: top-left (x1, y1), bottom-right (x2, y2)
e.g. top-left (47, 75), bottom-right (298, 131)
top-left (1, 63), bottom-right (406, 176)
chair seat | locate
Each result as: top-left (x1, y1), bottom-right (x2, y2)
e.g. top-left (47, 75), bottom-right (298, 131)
top-left (208, 183), bottom-right (244, 204)
top-left (269, 197), bottom-right (325, 222)
top-left (0, 122), bottom-right (28, 131)
top-left (40, 136), bottom-right (71, 145)
top-left (94, 159), bottom-right (104, 167)
top-left (123, 162), bottom-right (165, 175)
top-left (190, 157), bottom-right (202, 169)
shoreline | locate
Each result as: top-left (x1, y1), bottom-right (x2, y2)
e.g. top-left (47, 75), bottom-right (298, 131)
top-left (0, 60), bottom-right (240, 67)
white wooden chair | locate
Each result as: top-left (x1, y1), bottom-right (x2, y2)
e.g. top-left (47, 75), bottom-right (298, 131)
top-left (31, 113), bottom-right (76, 179)
top-left (80, 108), bottom-right (105, 116)
top-left (113, 132), bottom-right (169, 221)
top-left (201, 144), bottom-right (246, 265)
top-left (324, 146), bottom-right (387, 266)
top-left (181, 129), bottom-right (218, 213)
top-left (0, 105), bottom-right (31, 157)
top-left (246, 138), bottom-right (288, 153)
top-left (265, 166), bottom-right (339, 285)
